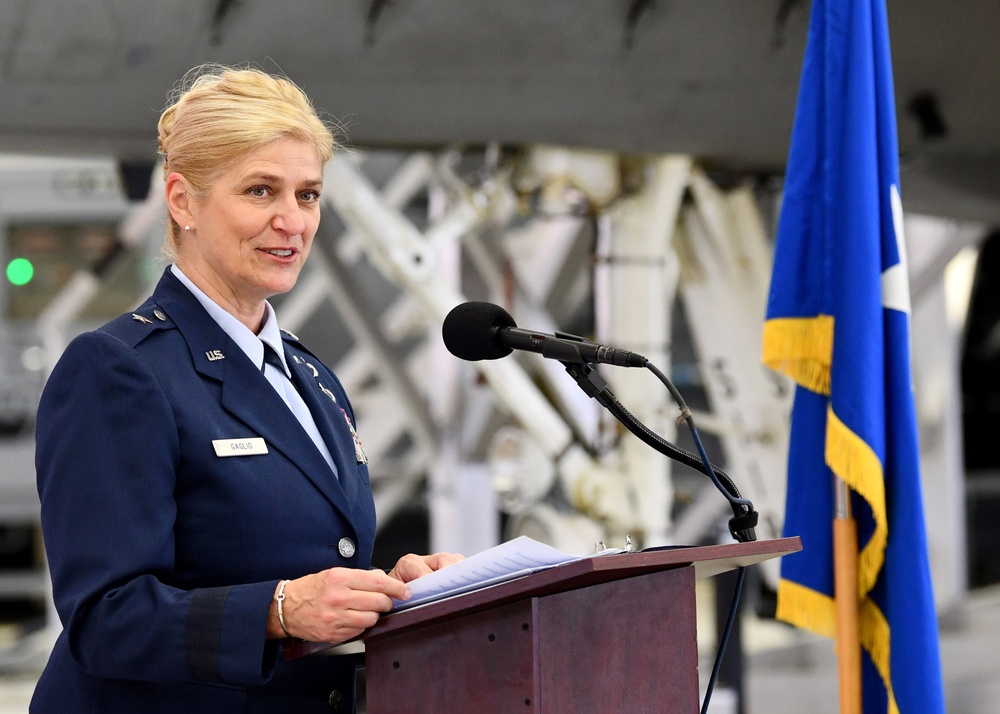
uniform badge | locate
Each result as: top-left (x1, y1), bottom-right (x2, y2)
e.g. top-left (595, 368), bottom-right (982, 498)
top-left (340, 408), bottom-right (368, 464)
top-left (131, 313), bottom-right (152, 325)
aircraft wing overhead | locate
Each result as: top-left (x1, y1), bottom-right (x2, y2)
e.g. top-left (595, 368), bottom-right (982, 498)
top-left (0, 0), bottom-right (998, 220)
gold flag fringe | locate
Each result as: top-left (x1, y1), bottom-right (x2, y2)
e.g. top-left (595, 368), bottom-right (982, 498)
top-left (776, 578), bottom-right (836, 639)
top-left (825, 406), bottom-right (888, 600)
top-left (762, 315), bottom-right (834, 395)
top-left (860, 597), bottom-right (900, 714)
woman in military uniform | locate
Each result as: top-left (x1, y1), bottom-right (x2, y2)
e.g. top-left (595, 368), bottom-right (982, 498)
top-left (32, 64), bottom-right (459, 713)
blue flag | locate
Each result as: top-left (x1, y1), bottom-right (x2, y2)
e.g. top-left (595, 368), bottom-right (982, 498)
top-left (762, 0), bottom-right (945, 712)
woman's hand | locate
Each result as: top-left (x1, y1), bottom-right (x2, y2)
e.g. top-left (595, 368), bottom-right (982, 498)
top-left (386, 552), bottom-right (465, 584)
top-left (267, 568), bottom-right (410, 643)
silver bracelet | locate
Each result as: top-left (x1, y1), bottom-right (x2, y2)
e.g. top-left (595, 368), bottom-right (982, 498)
top-left (275, 579), bottom-right (293, 638)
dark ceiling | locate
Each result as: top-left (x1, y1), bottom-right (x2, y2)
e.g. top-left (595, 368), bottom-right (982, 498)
top-left (1, 0), bottom-right (997, 222)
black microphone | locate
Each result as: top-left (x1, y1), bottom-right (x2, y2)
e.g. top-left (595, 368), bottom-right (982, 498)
top-left (442, 301), bottom-right (648, 367)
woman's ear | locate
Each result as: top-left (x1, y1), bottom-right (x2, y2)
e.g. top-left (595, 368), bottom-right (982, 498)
top-left (165, 172), bottom-right (194, 228)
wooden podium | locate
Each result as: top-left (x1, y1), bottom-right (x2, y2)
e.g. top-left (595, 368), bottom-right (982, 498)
top-left (359, 538), bottom-right (800, 713)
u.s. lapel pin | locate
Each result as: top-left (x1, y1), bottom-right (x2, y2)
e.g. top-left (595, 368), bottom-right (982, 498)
top-left (206, 349), bottom-right (225, 362)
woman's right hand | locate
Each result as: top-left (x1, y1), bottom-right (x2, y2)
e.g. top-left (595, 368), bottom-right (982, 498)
top-left (267, 568), bottom-right (411, 643)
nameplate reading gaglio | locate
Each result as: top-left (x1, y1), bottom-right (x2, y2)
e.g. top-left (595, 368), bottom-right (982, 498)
top-left (212, 438), bottom-right (268, 457)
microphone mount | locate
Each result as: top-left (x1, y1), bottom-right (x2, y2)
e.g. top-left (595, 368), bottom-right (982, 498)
top-left (497, 327), bottom-right (648, 368)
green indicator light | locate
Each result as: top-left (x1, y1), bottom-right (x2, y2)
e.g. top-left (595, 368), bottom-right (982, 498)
top-left (6, 257), bottom-right (34, 286)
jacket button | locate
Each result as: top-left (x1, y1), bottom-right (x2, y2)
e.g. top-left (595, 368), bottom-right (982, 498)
top-left (338, 538), bottom-right (356, 558)
top-left (328, 689), bottom-right (345, 710)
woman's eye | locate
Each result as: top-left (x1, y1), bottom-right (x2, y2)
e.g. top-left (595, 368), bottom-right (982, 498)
top-left (249, 186), bottom-right (269, 197)
top-left (300, 190), bottom-right (320, 202)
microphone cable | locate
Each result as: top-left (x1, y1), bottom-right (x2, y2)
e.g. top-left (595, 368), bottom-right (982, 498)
top-left (561, 359), bottom-right (758, 543)
top-left (701, 566), bottom-right (747, 714)
top-left (641, 359), bottom-right (758, 543)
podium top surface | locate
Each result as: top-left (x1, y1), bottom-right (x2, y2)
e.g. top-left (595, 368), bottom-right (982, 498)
top-left (285, 537), bottom-right (800, 659)
top-left (365, 536), bottom-right (800, 642)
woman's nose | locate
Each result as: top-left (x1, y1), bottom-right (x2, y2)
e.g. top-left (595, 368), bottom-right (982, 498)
top-left (272, 194), bottom-right (306, 235)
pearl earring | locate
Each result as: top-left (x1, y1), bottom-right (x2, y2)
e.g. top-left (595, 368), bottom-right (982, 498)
top-left (184, 225), bottom-right (191, 232)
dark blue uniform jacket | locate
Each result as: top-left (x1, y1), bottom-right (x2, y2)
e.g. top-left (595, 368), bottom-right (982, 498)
top-left (32, 269), bottom-right (375, 713)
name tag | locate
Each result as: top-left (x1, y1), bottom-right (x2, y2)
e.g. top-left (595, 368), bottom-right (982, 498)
top-left (212, 438), bottom-right (268, 457)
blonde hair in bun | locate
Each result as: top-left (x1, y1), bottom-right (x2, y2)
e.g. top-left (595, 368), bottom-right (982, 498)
top-left (158, 64), bottom-right (336, 259)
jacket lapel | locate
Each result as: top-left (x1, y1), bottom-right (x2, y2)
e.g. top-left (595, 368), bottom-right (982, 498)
top-left (286, 354), bottom-right (360, 510)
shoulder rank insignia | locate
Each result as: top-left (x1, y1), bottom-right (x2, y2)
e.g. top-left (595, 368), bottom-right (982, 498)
top-left (131, 313), bottom-right (153, 325)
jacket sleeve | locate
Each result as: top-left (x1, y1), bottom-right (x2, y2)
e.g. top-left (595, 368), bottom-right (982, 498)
top-left (36, 330), bottom-right (280, 686)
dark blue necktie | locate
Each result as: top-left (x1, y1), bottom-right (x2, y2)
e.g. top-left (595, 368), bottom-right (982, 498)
top-left (261, 342), bottom-right (286, 376)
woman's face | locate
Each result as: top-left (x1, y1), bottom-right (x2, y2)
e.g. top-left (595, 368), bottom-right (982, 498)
top-left (176, 138), bottom-right (324, 319)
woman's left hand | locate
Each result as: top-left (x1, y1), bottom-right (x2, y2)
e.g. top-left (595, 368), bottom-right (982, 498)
top-left (387, 552), bottom-right (464, 584)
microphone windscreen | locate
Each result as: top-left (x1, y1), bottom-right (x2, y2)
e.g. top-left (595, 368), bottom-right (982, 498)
top-left (442, 302), bottom-right (516, 361)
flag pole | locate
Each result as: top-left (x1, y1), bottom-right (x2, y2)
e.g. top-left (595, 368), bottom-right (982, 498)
top-left (834, 477), bottom-right (862, 714)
